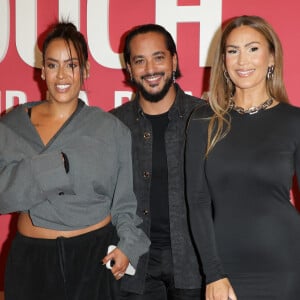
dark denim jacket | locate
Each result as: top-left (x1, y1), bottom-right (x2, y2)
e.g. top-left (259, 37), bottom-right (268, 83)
top-left (111, 84), bottom-right (205, 294)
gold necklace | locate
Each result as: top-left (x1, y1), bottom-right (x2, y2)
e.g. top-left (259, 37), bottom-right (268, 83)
top-left (229, 98), bottom-right (273, 115)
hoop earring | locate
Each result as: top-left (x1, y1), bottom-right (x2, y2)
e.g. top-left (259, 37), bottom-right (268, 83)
top-left (267, 65), bottom-right (274, 80)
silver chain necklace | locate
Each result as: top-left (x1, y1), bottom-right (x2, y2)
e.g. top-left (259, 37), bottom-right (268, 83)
top-left (229, 98), bottom-right (273, 115)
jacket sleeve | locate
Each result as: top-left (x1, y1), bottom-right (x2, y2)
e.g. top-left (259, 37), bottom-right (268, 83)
top-left (110, 123), bottom-right (150, 268)
top-left (0, 124), bottom-right (71, 214)
top-left (185, 115), bottom-right (227, 283)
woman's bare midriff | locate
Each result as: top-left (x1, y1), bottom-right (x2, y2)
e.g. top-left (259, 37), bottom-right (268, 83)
top-left (17, 212), bottom-right (112, 239)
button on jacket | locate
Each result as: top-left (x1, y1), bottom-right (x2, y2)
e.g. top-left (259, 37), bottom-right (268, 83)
top-left (111, 84), bottom-right (205, 294)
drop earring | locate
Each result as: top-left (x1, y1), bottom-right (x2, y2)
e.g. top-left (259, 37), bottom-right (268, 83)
top-left (267, 65), bottom-right (274, 80)
top-left (223, 70), bottom-right (230, 84)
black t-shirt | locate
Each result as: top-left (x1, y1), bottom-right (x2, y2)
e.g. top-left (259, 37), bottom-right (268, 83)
top-left (146, 112), bottom-right (171, 248)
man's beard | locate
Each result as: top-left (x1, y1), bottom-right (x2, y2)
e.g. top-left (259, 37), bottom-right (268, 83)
top-left (133, 73), bottom-right (173, 103)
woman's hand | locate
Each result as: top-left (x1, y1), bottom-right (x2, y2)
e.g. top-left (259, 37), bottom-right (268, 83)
top-left (206, 278), bottom-right (237, 300)
top-left (102, 247), bottom-right (129, 280)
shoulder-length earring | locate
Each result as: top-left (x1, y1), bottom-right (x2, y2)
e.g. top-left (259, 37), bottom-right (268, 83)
top-left (223, 70), bottom-right (230, 84)
top-left (267, 65), bottom-right (274, 80)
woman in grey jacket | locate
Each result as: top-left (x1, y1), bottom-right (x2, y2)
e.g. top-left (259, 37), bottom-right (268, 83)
top-left (0, 22), bottom-right (149, 300)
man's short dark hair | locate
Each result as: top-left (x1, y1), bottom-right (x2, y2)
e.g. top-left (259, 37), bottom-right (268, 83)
top-left (123, 24), bottom-right (181, 78)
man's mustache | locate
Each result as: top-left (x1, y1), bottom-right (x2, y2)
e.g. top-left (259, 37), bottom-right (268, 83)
top-left (141, 72), bottom-right (165, 80)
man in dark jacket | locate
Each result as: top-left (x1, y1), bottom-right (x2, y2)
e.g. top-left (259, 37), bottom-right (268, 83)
top-left (111, 24), bottom-right (205, 300)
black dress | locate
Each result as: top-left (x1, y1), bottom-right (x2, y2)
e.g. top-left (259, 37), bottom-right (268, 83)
top-left (185, 102), bottom-right (300, 299)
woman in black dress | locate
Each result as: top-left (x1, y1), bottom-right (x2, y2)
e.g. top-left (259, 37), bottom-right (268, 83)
top-left (186, 15), bottom-right (300, 299)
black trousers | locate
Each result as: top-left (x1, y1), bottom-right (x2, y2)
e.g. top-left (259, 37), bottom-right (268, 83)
top-left (5, 223), bottom-right (120, 300)
top-left (120, 248), bottom-right (203, 300)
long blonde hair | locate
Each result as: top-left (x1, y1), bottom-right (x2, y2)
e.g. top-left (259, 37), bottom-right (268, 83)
top-left (207, 15), bottom-right (289, 155)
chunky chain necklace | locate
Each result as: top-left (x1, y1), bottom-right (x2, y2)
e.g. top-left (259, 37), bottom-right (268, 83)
top-left (229, 98), bottom-right (273, 115)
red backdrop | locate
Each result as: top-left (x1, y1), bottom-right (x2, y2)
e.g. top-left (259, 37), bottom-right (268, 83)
top-left (1, 0), bottom-right (300, 296)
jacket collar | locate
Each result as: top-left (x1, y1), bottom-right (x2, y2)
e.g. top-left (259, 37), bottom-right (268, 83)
top-left (133, 83), bottom-right (186, 120)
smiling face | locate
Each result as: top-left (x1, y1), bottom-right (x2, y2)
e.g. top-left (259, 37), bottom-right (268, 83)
top-left (127, 31), bottom-right (177, 103)
top-left (224, 25), bottom-right (274, 95)
top-left (42, 38), bottom-right (87, 104)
